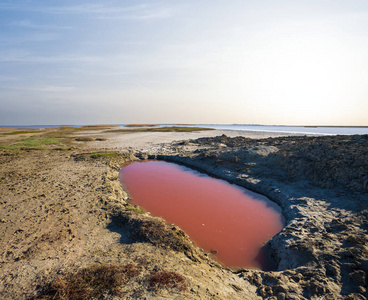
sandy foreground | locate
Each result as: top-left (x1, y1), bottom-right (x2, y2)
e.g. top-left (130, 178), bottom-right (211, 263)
top-left (0, 127), bottom-right (367, 299)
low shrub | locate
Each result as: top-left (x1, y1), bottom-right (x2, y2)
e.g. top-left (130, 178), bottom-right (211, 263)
top-left (125, 204), bottom-right (146, 214)
top-left (30, 264), bottom-right (141, 300)
top-left (74, 137), bottom-right (95, 142)
top-left (90, 152), bottom-right (118, 158)
top-left (148, 270), bottom-right (187, 292)
top-left (2, 130), bottom-right (41, 135)
top-left (112, 212), bottom-right (198, 261)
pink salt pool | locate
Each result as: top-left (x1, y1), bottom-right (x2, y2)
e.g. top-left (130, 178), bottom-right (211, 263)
top-left (119, 160), bottom-right (284, 269)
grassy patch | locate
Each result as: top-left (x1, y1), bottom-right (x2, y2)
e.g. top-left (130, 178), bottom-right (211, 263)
top-left (18, 137), bottom-right (61, 147)
top-left (108, 126), bottom-right (214, 133)
top-left (0, 137), bottom-right (62, 151)
top-left (1, 127), bottom-right (99, 151)
top-left (73, 152), bottom-right (119, 161)
top-left (31, 264), bottom-right (141, 300)
top-left (0, 145), bottom-right (21, 150)
top-left (90, 152), bottom-right (118, 158)
top-left (125, 204), bottom-right (146, 214)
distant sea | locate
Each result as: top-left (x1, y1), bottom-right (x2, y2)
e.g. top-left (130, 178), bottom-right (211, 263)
top-left (2, 124), bottom-right (368, 135)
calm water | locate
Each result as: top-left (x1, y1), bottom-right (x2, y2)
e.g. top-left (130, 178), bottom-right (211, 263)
top-left (120, 160), bottom-right (284, 269)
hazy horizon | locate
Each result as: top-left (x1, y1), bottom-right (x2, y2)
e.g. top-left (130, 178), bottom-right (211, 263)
top-left (1, 1), bottom-right (368, 126)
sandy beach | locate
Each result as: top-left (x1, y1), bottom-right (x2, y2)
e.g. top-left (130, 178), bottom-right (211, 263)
top-left (0, 127), bottom-right (367, 299)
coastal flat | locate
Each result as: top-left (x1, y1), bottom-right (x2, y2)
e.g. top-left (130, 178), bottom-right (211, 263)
top-left (75, 127), bottom-right (310, 153)
top-left (0, 128), bottom-right (367, 299)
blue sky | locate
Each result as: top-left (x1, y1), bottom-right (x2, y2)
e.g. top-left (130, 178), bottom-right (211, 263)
top-left (1, 0), bottom-right (367, 125)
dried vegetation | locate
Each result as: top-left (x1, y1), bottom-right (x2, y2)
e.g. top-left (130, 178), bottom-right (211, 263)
top-left (30, 264), bottom-right (141, 300)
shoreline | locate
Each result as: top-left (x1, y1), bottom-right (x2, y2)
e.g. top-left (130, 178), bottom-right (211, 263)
top-left (76, 128), bottom-right (314, 153)
top-left (0, 128), bottom-right (367, 299)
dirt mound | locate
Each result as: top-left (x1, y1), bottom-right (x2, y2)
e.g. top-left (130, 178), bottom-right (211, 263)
top-left (188, 134), bottom-right (368, 193)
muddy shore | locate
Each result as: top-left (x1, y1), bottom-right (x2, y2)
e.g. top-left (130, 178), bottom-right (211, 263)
top-left (0, 128), bottom-right (367, 299)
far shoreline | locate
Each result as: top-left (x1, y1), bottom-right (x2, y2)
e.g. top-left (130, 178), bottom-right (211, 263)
top-left (2, 124), bottom-right (368, 136)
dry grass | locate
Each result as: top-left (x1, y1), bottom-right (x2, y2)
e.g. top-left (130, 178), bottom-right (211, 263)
top-left (82, 124), bottom-right (119, 128)
top-left (30, 264), bottom-right (141, 300)
top-left (74, 137), bottom-right (95, 142)
top-left (0, 127), bottom-right (16, 132)
top-left (112, 211), bottom-right (199, 261)
top-left (148, 270), bottom-right (187, 292)
top-left (1, 130), bottom-right (43, 135)
top-left (29, 263), bottom-right (187, 298)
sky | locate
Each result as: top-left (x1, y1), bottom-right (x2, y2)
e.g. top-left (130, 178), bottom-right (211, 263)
top-left (0, 0), bottom-right (368, 126)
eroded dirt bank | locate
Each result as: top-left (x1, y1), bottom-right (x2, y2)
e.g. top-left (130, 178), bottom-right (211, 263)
top-left (1, 131), bottom-right (367, 299)
top-left (143, 134), bottom-right (368, 299)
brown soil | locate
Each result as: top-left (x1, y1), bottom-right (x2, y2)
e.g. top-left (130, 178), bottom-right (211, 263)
top-left (1, 129), bottom-right (367, 299)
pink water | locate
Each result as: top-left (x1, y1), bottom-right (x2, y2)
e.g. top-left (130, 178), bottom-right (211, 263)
top-left (119, 160), bottom-right (284, 269)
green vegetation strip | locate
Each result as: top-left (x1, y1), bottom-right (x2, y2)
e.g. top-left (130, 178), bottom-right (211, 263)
top-left (0, 127), bottom-right (106, 151)
top-left (125, 124), bottom-right (159, 127)
top-left (74, 152), bottom-right (119, 161)
top-left (90, 152), bottom-right (118, 158)
top-left (125, 204), bottom-right (146, 214)
top-left (18, 137), bottom-right (60, 147)
top-left (1, 130), bottom-right (42, 135)
top-left (0, 145), bottom-right (20, 150)
top-left (108, 126), bottom-right (214, 133)
top-left (0, 137), bottom-right (62, 151)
